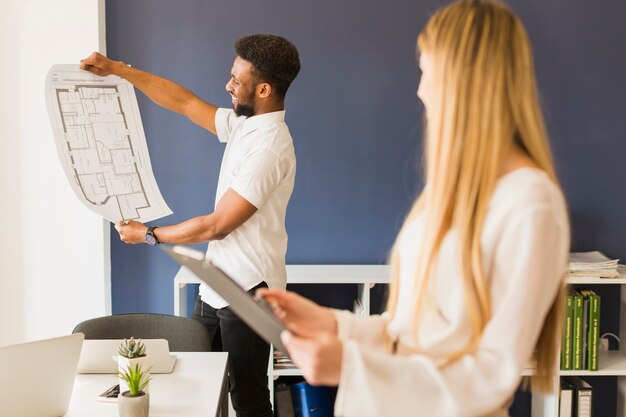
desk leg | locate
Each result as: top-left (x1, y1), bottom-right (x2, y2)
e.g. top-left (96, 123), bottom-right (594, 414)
top-left (218, 368), bottom-right (229, 417)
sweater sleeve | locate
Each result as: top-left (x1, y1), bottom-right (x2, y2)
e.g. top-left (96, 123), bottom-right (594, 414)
top-left (334, 310), bottom-right (390, 352)
top-left (334, 205), bottom-right (569, 417)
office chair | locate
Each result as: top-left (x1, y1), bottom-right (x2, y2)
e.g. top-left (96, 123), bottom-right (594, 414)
top-left (72, 313), bottom-right (211, 352)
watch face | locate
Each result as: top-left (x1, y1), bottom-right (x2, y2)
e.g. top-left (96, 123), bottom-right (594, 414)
top-left (145, 234), bottom-right (157, 246)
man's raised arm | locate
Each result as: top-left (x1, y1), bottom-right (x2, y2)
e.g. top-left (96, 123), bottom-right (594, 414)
top-left (80, 52), bottom-right (218, 136)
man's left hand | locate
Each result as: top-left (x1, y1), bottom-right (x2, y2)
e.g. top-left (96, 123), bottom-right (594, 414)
top-left (115, 220), bottom-right (147, 244)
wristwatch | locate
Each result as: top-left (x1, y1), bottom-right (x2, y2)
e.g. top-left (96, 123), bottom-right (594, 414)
top-left (144, 226), bottom-right (159, 246)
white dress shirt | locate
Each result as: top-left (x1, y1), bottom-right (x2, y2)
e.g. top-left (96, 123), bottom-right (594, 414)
top-left (333, 168), bottom-right (570, 417)
top-left (200, 108), bottom-right (296, 308)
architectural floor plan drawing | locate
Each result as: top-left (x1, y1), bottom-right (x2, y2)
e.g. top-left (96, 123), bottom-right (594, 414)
top-left (46, 64), bottom-right (172, 223)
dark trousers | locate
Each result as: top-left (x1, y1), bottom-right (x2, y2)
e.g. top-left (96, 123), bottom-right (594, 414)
top-left (192, 282), bottom-right (273, 417)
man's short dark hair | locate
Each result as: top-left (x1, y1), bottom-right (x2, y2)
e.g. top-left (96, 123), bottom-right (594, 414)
top-left (235, 34), bottom-right (301, 100)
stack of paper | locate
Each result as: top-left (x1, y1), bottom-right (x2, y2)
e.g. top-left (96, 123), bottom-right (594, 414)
top-left (274, 350), bottom-right (297, 370)
top-left (568, 251), bottom-right (620, 278)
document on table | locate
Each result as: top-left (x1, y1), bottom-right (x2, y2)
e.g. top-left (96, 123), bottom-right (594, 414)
top-left (45, 64), bottom-right (172, 223)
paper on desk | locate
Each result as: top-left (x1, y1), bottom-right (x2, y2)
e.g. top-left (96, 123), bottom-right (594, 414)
top-left (45, 64), bottom-right (172, 223)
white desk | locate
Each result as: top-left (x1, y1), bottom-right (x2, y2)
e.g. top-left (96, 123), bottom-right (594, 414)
top-left (65, 352), bottom-right (228, 417)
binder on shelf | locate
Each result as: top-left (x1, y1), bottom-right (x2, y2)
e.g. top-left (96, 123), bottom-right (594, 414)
top-left (274, 350), bottom-right (297, 370)
top-left (561, 293), bottom-right (574, 370)
top-left (581, 293), bottom-right (590, 370)
top-left (572, 292), bottom-right (584, 370)
top-left (573, 289), bottom-right (601, 371)
top-left (569, 377), bottom-right (592, 417)
top-left (559, 379), bottom-right (574, 417)
top-left (586, 291), bottom-right (601, 371)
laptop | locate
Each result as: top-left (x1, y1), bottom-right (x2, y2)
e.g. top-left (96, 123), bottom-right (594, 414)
top-left (77, 338), bottom-right (177, 374)
top-left (0, 333), bottom-right (84, 417)
top-left (161, 244), bottom-right (289, 355)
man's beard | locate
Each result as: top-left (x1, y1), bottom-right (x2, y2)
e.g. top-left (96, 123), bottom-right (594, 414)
top-left (234, 102), bottom-right (255, 117)
top-left (233, 91), bottom-right (256, 117)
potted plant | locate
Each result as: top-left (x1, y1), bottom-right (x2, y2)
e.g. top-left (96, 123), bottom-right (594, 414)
top-left (118, 362), bottom-right (152, 417)
top-left (118, 337), bottom-right (150, 394)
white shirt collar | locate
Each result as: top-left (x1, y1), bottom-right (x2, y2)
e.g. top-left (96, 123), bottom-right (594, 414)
top-left (240, 110), bottom-right (286, 136)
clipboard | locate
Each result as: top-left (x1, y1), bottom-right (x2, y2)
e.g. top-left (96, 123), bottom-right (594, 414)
top-left (161, 245), bottom-right (289, 356)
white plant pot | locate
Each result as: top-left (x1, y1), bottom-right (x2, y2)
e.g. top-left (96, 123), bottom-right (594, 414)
top-left (118, 391), bottom-right (149, 417)
top-left (117, 355), bottom-right (151, 394)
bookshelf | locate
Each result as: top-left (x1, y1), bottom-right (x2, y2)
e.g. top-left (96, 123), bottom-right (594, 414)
top-left (172, 264), bottom-right (390, 407)
top-left (172, 267), bottom-right (626, 416)
top-left (266, 265), bottom-right (389, 404)
top-left (533, 273), bottom-right (626, 417)
top-left (172, 264), bottom-right (389, 317)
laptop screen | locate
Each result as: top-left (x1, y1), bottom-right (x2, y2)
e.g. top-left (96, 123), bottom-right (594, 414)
top-left (0, 333), bottom-right (83, 417)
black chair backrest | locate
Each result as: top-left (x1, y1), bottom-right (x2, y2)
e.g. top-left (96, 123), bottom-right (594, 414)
top-left (72, 313), bottom-right (211, 352)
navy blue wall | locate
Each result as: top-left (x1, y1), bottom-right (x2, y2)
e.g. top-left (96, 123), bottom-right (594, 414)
top-left (106, 0), bottom-right (433, 313)
top-left (107, 1), bottom-right (626, 414)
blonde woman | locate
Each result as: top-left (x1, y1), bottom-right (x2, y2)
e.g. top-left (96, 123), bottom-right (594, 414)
top-left (259, 1), bottom-right (570, 416)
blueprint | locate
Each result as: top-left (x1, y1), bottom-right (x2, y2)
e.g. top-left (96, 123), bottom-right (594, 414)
top-left (46, 65), bottom-right (172, 223)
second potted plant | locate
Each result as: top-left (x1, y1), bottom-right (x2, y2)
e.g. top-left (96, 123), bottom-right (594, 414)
top-left (118, 337), bottom-right (150, 394)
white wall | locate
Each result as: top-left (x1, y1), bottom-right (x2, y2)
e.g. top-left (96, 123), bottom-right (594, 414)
top-left (0, 0), bottom-right (25, 344)
top-left (0, 0), bottom-right (110, 345)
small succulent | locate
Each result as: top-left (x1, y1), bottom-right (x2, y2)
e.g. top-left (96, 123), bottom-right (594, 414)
top-left (118, 337), bottom-right (147, 359)
top-left (118, 363), bottom-right (152, 396)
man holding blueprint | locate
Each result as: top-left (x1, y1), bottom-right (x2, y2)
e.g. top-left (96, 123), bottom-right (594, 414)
top-left (81, 34), bottom-right (300, 417)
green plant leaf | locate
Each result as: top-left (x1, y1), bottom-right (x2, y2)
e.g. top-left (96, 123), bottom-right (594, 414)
top-left (118, 362), bottom-right (153, 396)
top-left (118, 337), bottom-right (147, 359)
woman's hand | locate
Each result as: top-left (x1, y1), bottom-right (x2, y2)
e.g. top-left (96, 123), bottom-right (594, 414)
top-left (257, 288), bottom-right (343, 385)
top-left (281, 329), bottom-right (343, 386)
top-left (257, 288), bottom-right (337, 336)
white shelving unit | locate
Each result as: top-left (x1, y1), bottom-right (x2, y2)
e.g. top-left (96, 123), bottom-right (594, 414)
top-left (173, 264), bottom-right (390, 407)
top-left (265, 265), bottom-right (390, 404)
top-left (173, 264), bottom-right (390, 317)
top-left (533, 274), bottom-right (626, 417)
top-left (173, 267), bottom-right (626, 416)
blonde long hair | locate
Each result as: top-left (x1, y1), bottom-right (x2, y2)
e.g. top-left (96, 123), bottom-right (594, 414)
top-left (386, 0), bottom-right (564, 392)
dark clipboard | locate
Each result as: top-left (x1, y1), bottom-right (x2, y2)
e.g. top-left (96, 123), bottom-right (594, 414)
top-left (161, 245), bottom-right (289, 356)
